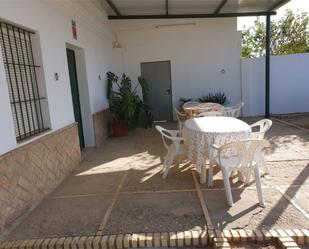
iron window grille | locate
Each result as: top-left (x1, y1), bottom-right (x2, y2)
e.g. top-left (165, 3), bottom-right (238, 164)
top-left (0, 21), bottom-right (46, 141)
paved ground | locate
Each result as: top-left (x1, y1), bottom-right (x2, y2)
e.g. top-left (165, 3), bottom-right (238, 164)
top-left (5, 116), bottom-right (309, 241)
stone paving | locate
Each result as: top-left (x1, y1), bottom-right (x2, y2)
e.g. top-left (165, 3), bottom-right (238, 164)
top-left (3, 117), bottom-right (309, 246)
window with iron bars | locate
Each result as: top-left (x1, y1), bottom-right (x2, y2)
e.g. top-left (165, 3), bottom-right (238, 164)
top-left (0, 21), bottom-right (46, 141)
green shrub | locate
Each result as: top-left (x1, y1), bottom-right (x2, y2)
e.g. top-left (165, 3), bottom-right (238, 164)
top-left (198, 92), bottom-right (228, 105)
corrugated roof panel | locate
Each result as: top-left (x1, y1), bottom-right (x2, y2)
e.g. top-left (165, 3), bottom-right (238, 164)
top-left (168, 0), bottom-right (219, 14)
top-left (101, 0), bottom-right (291, 17)
top-left (221, 0), bottom-right (279, 13)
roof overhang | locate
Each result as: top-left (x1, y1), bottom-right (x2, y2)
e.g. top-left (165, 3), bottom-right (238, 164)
top-left (101, 0), bottom-right (291, 20)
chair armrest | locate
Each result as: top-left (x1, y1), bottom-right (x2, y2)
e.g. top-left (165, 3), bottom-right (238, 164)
top-left (166, 129), bottom-right (181, 137)
top-left (210, 144), bottom-right (220, 150)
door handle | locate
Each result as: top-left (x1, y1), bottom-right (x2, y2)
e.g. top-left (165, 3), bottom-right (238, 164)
top-left (166, 89), bottom-right (171, 95)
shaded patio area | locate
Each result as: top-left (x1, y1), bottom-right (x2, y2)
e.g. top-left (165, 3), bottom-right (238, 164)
top-left (5, 117), bottom-right (309, 241)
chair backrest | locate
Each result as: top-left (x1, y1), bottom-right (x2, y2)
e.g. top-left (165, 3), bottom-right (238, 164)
top-left (182, 101), bottom-right (199, 109)
top-left (175, 108), bottom-right (186, 122)
top-left (250, 119), bottom-right (272, 139)
top-left (197, 111), bottom-right (223, 117)
top-left (224, 102), bottom-right (244, 118)
top-left (218, 139), bottom-right (270, 169)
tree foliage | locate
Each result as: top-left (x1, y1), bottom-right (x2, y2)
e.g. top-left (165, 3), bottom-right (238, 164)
top-left (242, 10), bottom-right (309, 58)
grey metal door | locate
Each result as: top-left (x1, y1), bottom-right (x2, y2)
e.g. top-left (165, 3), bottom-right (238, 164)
top-left (141, 61), bottom-right (172, 121)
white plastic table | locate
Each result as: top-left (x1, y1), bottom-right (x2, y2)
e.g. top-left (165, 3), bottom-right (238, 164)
top-left (183, 116), bottom-right (251, 183)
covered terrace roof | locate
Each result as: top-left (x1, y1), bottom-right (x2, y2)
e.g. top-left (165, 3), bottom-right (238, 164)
top-left (101, 0), bottom-right (291, 19)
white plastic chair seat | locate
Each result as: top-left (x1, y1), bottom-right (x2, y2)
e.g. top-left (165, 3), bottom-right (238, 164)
top-left (167, 143), bottom-right (187, 154)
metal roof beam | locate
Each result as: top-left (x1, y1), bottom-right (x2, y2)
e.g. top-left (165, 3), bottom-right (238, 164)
top-left (214, 0), bottom-right (228, 14)
top-left (108, 11), bottom-right (276, 20)
top-left (269, 0), bottom-right (291, 11)
top-left (105, 0), bottom-right (121, 16)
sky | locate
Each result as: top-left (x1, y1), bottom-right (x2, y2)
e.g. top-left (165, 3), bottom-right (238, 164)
top-left (237, 0), bottom-right (309, 30)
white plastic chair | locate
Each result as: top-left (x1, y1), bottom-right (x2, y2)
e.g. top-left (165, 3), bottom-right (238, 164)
top-left (209, 139), bottom-right (270, 206)
top-left (155, 125), bottom-right (187, 178)
top-left (224, 102), bottom-right (244, 118)
top-left (175, 108), bottom-right (187, 133)
top-left (182, 101), bottom-right (199, 109)
top-left (250, 119), bottom-right (272, 139)
top-left (250, 119), bottom-right (272, 174)
top-left (197, 111), bottom-right (223, 117)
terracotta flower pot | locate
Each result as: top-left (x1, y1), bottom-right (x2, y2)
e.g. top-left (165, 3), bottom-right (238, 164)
top-left (112, 121), bottom-right (128, 137)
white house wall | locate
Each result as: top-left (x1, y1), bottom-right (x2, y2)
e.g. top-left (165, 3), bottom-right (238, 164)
top-left (0, 1), bottom-right (120, 154)
top-left (110, 18), bottom-right (242, 114)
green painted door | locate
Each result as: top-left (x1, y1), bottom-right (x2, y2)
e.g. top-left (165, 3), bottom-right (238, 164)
top-left (66, 48), bottom-right (85, 149)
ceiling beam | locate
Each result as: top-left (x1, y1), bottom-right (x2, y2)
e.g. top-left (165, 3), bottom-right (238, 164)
top-left (269, 0), bottom-right (291, 11)
top-left (108, 11), bottom-right (276, 20)
top-left (214, 0), bottom-right (228, 14)
top-left (165, 0), bottom-right (169, 16)
top-left (105, 0), bottom-right (121, 16)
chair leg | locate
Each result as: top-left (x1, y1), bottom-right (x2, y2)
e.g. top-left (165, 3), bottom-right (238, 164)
top-left (163, 151), bottom-right (176, 179)
top-left (254, 167), bottom-right (265, 207)
top-left (222, 168), bottom-right (233, 206)
top-left (261, 157), bottom-right (270, 175)
top-left (244, 169), bottom-right (252, 185)
top-left (208, 162), bottom-right (214, 187)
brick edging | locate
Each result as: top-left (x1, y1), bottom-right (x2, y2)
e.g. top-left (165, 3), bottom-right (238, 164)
top-left (0, 228), bottom-right (308, 249)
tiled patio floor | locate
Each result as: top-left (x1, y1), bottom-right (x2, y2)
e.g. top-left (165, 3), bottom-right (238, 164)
top-left (5, 117), bottom-right (309, 241)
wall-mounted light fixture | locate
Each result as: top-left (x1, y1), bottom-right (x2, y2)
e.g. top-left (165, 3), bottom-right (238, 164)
top-left (155, 22), bottom-right (196, 29)
top-left (54, 73), bottom-right (59, 81)
top-left (112, 34), bottom-right (122, 48)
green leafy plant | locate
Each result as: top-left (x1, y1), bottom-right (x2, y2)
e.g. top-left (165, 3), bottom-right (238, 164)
top-left (106, 72), bottom-right (153, 129)
top-left (138, 76), bottom-right (153, 128)
top-left (242, 10), bottom-right (309, 58)
top-left (198, 92), bottom-right (228, 105)
top-left (178, 97), bottom-right (192, 108)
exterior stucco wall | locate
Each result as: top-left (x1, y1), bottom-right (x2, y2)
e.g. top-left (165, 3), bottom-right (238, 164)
top-left (0, 0), bottom-right (120, 153)
top-left (0, 124), bottom-right (80, 238)
top-left (110, 18), bottom-right (242, 118)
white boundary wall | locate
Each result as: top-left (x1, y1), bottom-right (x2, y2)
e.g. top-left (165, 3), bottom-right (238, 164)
top-left (242, 53), bottom-right (309, 117)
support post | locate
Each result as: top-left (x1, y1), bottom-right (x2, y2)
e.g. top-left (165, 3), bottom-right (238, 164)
top-left (265, 14), bottom-right (271, 118)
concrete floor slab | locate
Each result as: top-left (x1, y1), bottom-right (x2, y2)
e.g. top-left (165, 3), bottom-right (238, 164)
top-left (280, 185), bottom-right (309, 213)
top-left (260, 160), bottom-right (309, 187)
top-left (203, 188), bottom-right (309, 230)
top-left (7, 195), bottom-right (113, 240)
top-left (50, 170), bottom-right (126, 196)
top-left (103, 192), bottom-right (205, 234)
top-left (121, 165), bottom-right (196, 192)
top-left (277, 114), bottom-right (309, 130)
top-left (4, 116), bottom-right (309, 242)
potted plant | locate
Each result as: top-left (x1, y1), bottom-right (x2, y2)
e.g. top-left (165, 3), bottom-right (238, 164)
top-left (198, 92), bottom-right (228, 105)
top-left (107, 72), bottom-right (153, 136)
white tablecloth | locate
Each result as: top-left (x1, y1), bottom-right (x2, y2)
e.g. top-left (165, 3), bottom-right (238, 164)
top-left (183, 116), bottom-right (251, 183)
